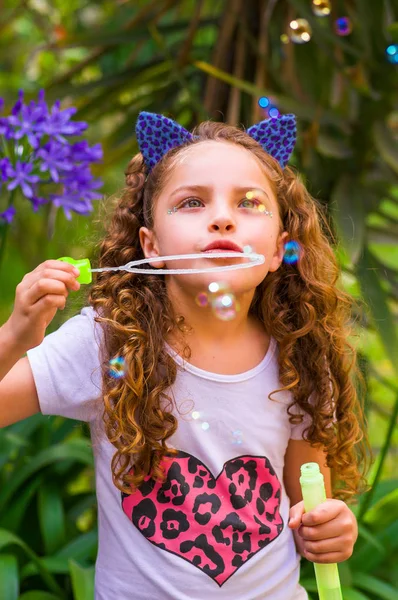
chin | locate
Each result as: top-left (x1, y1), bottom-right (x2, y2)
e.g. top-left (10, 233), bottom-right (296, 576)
top-left (171, 271), bottom-right (266, 296)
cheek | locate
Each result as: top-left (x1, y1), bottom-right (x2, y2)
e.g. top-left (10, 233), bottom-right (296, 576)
top-left (158, 221), bottom-right (192, 251)
top-left (254, 227), bottom-right (278, 249)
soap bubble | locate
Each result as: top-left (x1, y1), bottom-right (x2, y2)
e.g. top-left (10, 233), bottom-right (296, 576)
top-left (208, 281), bottom-right (230, 295)
top-left (195, 281), bottom-right (240, 320)
top-left (195, 291), bottom-right (209, 307)
top-left (258, 97), bottom-right (270, 108)
top-left (108, 356), bottom-right (126, 379)
top-left (386, 44), bottom-right (398, 65)
top-left (269, 107), bottom-right (280, 118)
top-left (312, 0), bottom-right (331, 17)
top-left (212, 292), bottom-right (240, 321)
top-left (232, 429), bottom-right (244, 446)
top-left (335, 17), bottom-right (352, 36)
top-left (283, 240), bottom-right (301, 264)
top-left (289, 19), bottom-right (312, 44)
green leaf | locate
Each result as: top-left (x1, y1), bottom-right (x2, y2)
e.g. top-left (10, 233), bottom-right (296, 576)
top-left (6, 412), bottom-right (44, 438)
top-left (0, 554), bottom-right (19, 600)
top-left (56, 531), bottom-right (98, 561)
top-left (0, 475), bottom-right (43, 532)
top-left (21, 557), bottom-right (70, 579)
top-left (350, 520), bottom-right (398, 571)
top-left (356, 523), bottom-right (386, 555)
top-left (341, 588), bottom-right (371, 600)
top-left (300, 577), bottom-right (318, 592)
top-left (38, 482), bottom-right (66, 555)
top-left (192, 60), bottom-right (350, 130)
top-left (0, 529), bottom-right (65, 597)
top-left (354, 572), bottom-right (398, 599)
top-left (317, 133), bottom-right (353, 159)
top-left (363, 479), bottom-right (398, 508)
top-left (373, 121), bottom-right (398, 175)
top-left (49, 60), bottom-right (172, 101)
top-left (388, 22), bottom-right (398, 41)
top-left (330, 175), bottom-right (365, 265)
top-left (362, 488), bottom-right (398, 528)
top-left (69, 559), bottom-right (95, 600)
top-left (19, 593), bottom-right (62, 600)
top-left (355, 246), bottom-right (398, 376)
top-left (0, 439), bottom-right (93, 511)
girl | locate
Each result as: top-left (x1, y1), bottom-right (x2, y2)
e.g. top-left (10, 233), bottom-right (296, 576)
top-left (0, 111), bottom-right (370, 599)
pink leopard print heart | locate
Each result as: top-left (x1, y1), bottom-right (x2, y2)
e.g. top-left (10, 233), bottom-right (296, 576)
top-left (121, 451), bottom-right (283, 586)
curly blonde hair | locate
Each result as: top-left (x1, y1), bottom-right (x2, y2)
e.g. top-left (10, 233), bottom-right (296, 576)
top-left (88, 119), bottom-right (372, 503)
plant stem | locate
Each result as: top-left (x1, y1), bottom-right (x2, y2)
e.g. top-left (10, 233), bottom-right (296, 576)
top-left (357, 389), bottom-right (398, 521)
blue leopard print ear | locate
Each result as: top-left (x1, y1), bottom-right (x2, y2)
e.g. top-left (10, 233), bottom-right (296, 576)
top-left (246, 114), bottom-right (296, 168)
top-left (136, 111), bottom-right (296, 172)
top-left (136, 112), bottom-right (193, 172)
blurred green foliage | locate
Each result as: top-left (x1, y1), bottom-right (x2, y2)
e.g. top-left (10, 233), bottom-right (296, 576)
top-left (0, 0), bottom-right (397, 598)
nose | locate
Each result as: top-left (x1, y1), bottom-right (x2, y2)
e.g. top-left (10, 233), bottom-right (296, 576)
top-left (208, 206), bottom-right (236, 233)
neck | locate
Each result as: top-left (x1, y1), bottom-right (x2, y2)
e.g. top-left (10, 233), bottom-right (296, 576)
top-left (165, 278), bottom-right (261, 349)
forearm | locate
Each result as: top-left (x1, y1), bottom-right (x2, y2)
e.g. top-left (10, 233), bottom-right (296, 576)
top-left (0, 322), bottom-right (26, 383)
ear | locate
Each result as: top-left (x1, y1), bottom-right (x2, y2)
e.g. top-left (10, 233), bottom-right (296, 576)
top-left (246, 114), bottom-right (296, 168)
top-left (269, 231), bottom-right (289, 272)
top-left (136, 112), bottom-right (193, 172)
top-left (139, 226), bottom-right (166, 269)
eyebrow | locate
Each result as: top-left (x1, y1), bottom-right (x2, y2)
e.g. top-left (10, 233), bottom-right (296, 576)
top-left (169, 184), bottom-right (271, 200)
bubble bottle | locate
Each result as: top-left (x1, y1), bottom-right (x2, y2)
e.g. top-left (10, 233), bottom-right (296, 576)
top-left (300, 463), bottom-right (343, 600)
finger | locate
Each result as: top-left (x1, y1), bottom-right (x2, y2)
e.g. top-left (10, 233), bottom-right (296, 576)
top-left (300, 512), bottom-right (357, 542)
top-left (26, 270), bottom-right (80, 295)
top-left (303, 548), bottom-right (352, 564)
top-left (25, 279), bottom-right (73, 307)
top-left (301, 500), bottom-right (345, 527)
top-left (304, 536), bottom-right (346, 555)
top-left (289, 500), bottom-right (305, 528)
top-left (299, 520), bottom-right (345, 541)
top-left (24, 261), bottom-right (80, 288)
top-left (34, 259), bottom-right (80, 276)
top-left (31, 293), bottom-right (67, 315)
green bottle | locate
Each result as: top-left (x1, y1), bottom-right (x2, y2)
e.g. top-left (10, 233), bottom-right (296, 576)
top-left (58, 257), bottom-right (92, 284)
top-left (300, 462), bottom-right (343, 600)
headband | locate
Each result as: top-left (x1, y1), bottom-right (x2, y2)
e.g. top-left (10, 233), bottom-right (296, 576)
top-left (136, 111), bottom-right (296, 173)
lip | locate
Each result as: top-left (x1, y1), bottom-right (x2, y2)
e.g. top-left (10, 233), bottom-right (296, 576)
top-left (202, 240), bottom-right (243, 253)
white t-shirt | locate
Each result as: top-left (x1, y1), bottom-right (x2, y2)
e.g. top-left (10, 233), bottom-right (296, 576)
top-left (27, 306), bottom-right (310, 600)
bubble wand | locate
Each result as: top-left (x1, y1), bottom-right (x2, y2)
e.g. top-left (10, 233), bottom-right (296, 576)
top-left (57, 250), bottom-right (265, 283)
top-left (300, 463), bottom-right (343, 600)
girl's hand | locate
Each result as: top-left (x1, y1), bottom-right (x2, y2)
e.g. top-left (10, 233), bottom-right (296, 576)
top-left (288, 499), bottom-right (358, 563)
top-left (5, 259), bottom-right (80, 352)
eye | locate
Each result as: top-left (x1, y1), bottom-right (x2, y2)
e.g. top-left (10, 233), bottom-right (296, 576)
top-left (178, 197), bottom-right (203, 209)
top-left (240, 197), bottom-right (261, 209)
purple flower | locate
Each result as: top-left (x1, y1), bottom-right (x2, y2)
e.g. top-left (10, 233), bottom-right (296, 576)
top-left (0, 90), bottom-right (103, 223)
top-left (70, 140), bottom-right (103, 162)
top-left (0, 157), bottom-right (11, 181)
top-left (50, 166), bottom-right (103, 220)
top-left (7, 93), bottom-right (47, 149)
top-left (36, 140), bottom-right (74, 182)
top-left (30, 195), bottom-right (49, 213)
top-left (5, 161), bottom-right (40, 198)
top-left (0, 118), bottom-right (9, 137)
top-left (0, 205), bottom-right (17, 224)
top-left (37, 100), bottom-right (87, 143)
